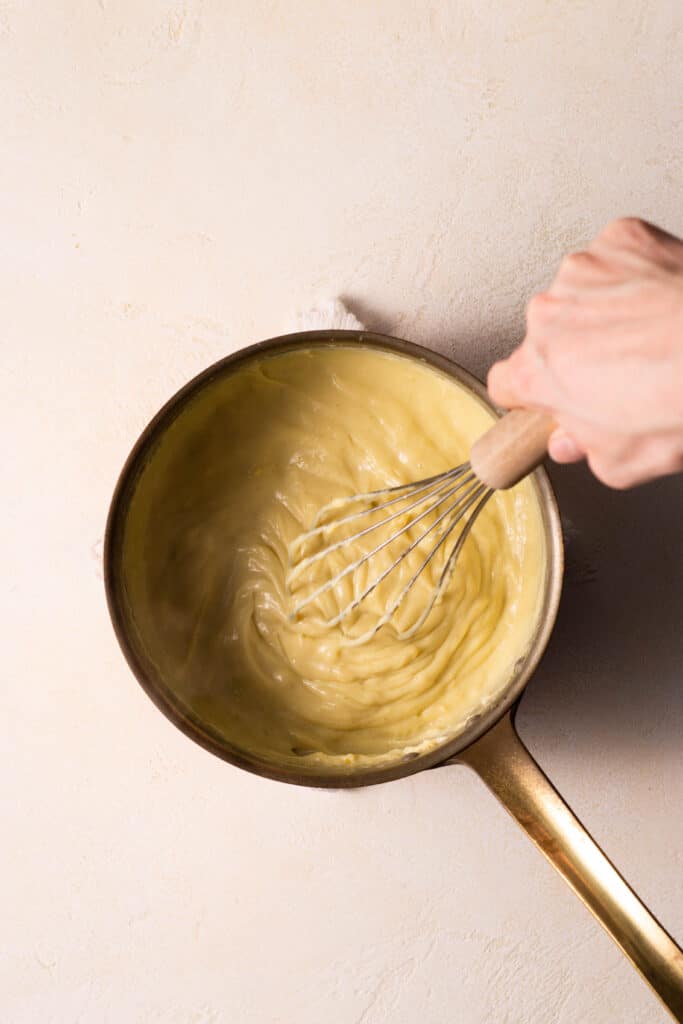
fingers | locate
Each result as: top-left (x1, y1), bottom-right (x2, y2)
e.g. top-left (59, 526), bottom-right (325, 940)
top-left (488, 291), bottom-right (563, 410)
top-left (487, 342), bottom-right (550, 411)
top-left (595, 216), bottom-right (682, 253)
top-left (591, 217), bottom-right (683, 272)
top-left (587, 453), bottom-right (640, 490)
top-left (547, 428), bottom-right (585, 463)
top-left (551, 250), bottom-right (622, 295)
top-left (587, 439), bottom-right (683, 490)
top-left (487, 217), bottom-right (683, 491)
top-left (487, 359), bottom-right (519, 409)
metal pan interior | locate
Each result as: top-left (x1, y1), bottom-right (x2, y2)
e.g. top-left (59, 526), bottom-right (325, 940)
top-left (105, 331), bottom-right (563, 787)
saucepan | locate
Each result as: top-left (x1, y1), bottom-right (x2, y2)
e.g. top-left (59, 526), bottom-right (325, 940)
top-left (104, 330), bottom-right (683, 1019)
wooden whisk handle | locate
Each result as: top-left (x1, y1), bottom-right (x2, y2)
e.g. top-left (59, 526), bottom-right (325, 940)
top-left (470, 408), bottom-right (555, 490)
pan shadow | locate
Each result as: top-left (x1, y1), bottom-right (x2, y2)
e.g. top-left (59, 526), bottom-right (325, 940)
top-left (339, 301), bottom-right (522, 384)
top-left (518, 461), bottom-right (683, 755)
top-left (331, 313), bottom-right (682, 757)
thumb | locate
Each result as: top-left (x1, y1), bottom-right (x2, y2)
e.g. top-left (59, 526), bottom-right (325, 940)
top-left (487, 344), bottom-right (550, 411)
top-left (547, 427), bottom-right (585, 464)
top-left (487, 358), bottom-right (522, 409)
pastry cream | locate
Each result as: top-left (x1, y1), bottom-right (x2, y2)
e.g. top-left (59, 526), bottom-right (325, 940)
top-left (122, 345), bottom-right (547, 771)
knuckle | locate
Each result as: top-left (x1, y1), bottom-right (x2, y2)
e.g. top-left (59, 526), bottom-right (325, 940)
top-left (559, 250), bottom-right (593, 273)
top-left (602, 470), bottom-right (635, 491)
top-left (659, 449), bottom-right (683, 476)
top-left (506, 351), bottom-right (537, 395)
top-left (526, 291), bottom-right (556, 323)
top-left (600, 216), bottom-right (651, 245)
top-left (588, 454), bottom-right (634, 490)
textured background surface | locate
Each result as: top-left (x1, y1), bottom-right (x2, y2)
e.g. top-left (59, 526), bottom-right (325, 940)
top-left (3, 2), bottom-right (683, 1021)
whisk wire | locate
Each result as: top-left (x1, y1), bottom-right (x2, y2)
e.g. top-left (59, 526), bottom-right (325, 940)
top-left (287, 465), bottom-right (470, 582)
top-left (387, 486), bottom-right (493, 643)
top-left (288, 470), bottom-right (477, 614)
top-left (319, 478), bottom-right (482, 633)
top-left (339, 483), bottom-right (490, 646)
top-left (286, 406), bottom-right (549, 643)
top-left (306, 464), bottom-right (469, 533)
top-left (287, 463), bottom-right (493, 645)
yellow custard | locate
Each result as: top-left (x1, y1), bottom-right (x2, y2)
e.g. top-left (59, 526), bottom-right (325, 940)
top-left (122, 346), bottom-right (547, 769)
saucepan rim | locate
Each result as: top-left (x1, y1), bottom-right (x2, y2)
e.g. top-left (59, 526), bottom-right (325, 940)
top-left (104, 330), bottom-right (564, 787)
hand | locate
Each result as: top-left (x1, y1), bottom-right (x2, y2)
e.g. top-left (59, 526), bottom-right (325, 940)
top-left (487, 217), bottom-right (683, 488)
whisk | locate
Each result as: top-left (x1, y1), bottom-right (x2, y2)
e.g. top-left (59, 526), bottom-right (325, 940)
top-left (287, 408), bottom-right (553, 645)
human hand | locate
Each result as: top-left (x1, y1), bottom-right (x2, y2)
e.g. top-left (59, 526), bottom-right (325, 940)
top-left (487, 217), bottom-right (683, 488)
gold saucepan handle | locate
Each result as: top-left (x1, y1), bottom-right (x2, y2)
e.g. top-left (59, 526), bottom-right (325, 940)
top-left (450, 710), bottom-right (683, 1020)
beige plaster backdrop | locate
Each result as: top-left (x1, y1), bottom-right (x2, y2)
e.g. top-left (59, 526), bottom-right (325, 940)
top-left (2, 2), bottom-right (683, 1022)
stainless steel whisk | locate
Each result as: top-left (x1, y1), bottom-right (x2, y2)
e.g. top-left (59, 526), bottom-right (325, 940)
top-left (287, 408), bottom-right (553, 645)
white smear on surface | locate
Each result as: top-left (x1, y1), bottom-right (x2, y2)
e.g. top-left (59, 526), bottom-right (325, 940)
top-left (288, 298), bottom-right (366, 333)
